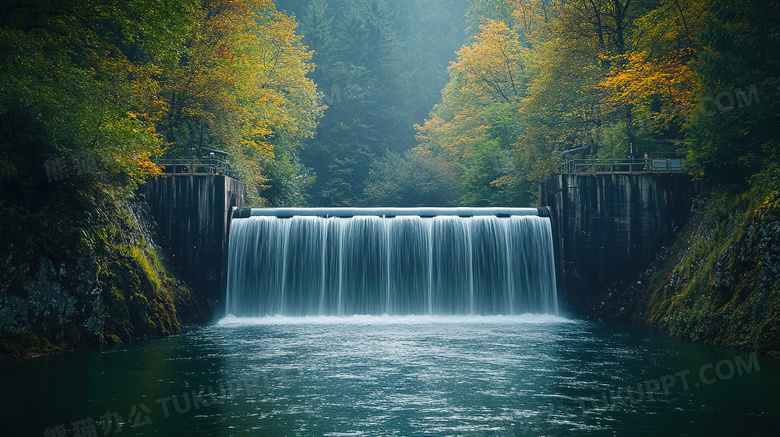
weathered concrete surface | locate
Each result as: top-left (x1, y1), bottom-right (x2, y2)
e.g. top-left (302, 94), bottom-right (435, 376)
top-left (540, 173), bottom-right (699, 309)
top-left (145, 175), bottom-right (245, 303)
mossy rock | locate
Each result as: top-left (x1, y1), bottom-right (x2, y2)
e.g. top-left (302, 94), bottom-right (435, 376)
top-left (755, 319), bottom-right (780, 357)
top-left (0, 332), bottom-right (65, 359)
top-left (1, 193), bottom-right (209, 359)
top-left (593, 178), bottom-right (780, 356)
top-left (103, 334), bottom-right (122, 345)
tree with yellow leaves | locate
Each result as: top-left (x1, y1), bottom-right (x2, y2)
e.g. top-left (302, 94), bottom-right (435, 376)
top-left (600, 0), bottom-right (707, 156)
top-left (416, 19), bottom-right (530, 205)
top-left (158, 0), bottom-right (323, 205)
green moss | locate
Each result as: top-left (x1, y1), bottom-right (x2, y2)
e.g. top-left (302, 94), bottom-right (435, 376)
top-left (1, 196), bottom-right (207, 359)
top-left (0, 332), bottom-right (65, 359)
top-left (98, 233), bottom-right (186, 342)
top-left (126, 245), bottom-right (162, 292)
top-left (600, 166), bottom-right (780, 355)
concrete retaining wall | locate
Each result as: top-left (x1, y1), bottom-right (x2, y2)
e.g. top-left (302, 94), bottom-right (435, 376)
top-left (145, 175), bottom-right (245, 303)
top-left (540, 173), bottom-right (699, 307)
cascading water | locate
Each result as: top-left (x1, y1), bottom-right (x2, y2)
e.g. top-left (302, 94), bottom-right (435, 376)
top-left (225, 208), bottom-right (558, 316)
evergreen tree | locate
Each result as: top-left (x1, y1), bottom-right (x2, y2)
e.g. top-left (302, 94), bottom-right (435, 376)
top-left (277, 0), bottom-right (468, 206)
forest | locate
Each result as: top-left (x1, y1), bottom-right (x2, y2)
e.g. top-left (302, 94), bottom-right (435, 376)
top-left (286, 0), bottom-right (778, 208)
top-left (1, 0), bottom-right (777, 213)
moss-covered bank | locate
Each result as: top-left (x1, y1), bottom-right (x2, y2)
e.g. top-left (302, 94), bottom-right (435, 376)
top-left (0, 197), bottom-right (207, 359)
top-left (590, 168), bottom-right (780, 356)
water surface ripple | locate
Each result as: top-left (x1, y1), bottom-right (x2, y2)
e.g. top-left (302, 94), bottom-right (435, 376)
top-left (2, 315), bottom-right (779, 436)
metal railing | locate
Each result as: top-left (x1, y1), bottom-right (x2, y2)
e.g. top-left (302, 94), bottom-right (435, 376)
top-left (560, 157), bottom-right (683, 175)
top-left (154, 158), bottom-right (234, 177)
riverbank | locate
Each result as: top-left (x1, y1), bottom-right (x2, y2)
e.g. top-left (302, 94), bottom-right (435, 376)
top-left (588, 167), bottom-right (780, 357)
top-left (0, 195), bottom-right (208, 359)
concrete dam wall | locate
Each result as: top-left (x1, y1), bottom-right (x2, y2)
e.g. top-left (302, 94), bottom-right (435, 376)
top-left (145, 174), bottom-right (245, 302)
top-left (540, 173), bottom-right (699, 307)
top-left (142, 170), bottom-right (697, 317)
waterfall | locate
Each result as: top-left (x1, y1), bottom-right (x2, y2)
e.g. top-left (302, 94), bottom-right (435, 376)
top-left (225, 209), bottom-right (558, 317)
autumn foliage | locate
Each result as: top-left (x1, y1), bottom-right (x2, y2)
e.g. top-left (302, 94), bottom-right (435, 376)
top-left (411, 0), bottom-right (779, 205)
top-left (0, 0), bottom-right (322, 209)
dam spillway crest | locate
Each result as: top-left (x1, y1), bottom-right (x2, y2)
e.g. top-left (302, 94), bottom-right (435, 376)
top-left (225, 208), bottom-right (558, 317)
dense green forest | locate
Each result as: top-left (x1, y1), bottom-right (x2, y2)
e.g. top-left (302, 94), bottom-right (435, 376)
top-left (409, 0), bottom-right (778, 206)
top-left (283, 0), bottom-right (778, 207)
top-left (275, 0), bottom-right (469, 206)
top-left (2, 0), bottom-right (777, 210)
top-left (1, 0), bottom-right (322, 207)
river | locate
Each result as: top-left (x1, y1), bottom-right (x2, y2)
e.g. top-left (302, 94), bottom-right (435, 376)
top-left (2, 315), bottom-right (778, 436)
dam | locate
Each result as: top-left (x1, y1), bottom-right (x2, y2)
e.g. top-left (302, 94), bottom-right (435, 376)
top-left (224, 207), bottom-right (559, 317)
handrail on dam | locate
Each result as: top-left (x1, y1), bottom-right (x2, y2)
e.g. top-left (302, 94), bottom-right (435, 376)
top-left (154, 158), bottom-right (235, 177)
top-left (232, 207), bottom-right (550, 219)
top-left (560, 157), bottom-right (683, 174)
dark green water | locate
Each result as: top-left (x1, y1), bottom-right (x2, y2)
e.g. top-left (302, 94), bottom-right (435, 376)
top-left (2, 315), bottom-right (779, 436)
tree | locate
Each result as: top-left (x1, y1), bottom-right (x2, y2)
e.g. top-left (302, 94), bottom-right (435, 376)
top-left (600, 0), bottom-right (706, 157)
top-left (684, 0), bottom-right (780, 184)
top-left (416, 19), bottom-right (532, 206)
top-left (157, 0), bottom-right (323, 205)
top-left (362, 151), bottom-right (459, 206)
top-left (277, 0), bottom-right (469, 206)
top-left (0, 0), bottom-right (198, 196)
top-left (0, 0), bottom-right (200, 258)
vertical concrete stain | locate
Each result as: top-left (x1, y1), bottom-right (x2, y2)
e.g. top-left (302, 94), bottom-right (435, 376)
top-left (145, 175), bottom-right (245, 303)
top-left (541, 174), bottom-right (699, 309)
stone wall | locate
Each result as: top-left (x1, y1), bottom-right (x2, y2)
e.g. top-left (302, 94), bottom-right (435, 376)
top-left (145, 175), bottom-right (245, 304)
top-left (540, 173), bottom-right (699, 308)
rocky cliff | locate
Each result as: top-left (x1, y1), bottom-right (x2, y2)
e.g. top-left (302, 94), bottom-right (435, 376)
top-left (0, 197), bottom-right (206, 359)
top-left (591, 177), bottom-right (780, 356)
